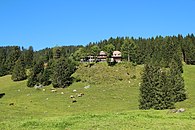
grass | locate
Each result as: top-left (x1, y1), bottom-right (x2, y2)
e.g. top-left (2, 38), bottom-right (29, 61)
top-left (0, 63), bottom-right (195, 129)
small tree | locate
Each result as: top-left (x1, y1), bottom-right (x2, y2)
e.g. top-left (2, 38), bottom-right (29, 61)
top-left (38, 68), bottom-right (52, 86)
top-left (52, 58), bottom-right (76, 88)
top-left (11, 59), bottom-right (27, 81)
top-left (27, 61), bottom-right (44, 87)
top-left (170, 59), bottom-right (186, 102)
top-left (139, 64), bottom-right (155, 109)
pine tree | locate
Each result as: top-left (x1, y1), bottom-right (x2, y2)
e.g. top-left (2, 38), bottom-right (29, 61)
top-left (38, 68), bottom-right (51, 86)
top-left (153, 68), bottom-right (174, 110)
top-left (139, 64), bottom-right (154, 109)
top-left (139, 63), bottom-right (175, 110)
top-left (11, 59), bottom-right (27, 81)
top-left (0, 65), bottom-right (7, 77)
top-left (25, 46), bottom-right (34, 68)
top-left (27, 61), bottom-right (44, 87)
top-left (5, 46), bottom-right (21, 73)
top-left (52, 58), bottom-right (76, 88)
top-left (170, 59), bottom-right (186, 102)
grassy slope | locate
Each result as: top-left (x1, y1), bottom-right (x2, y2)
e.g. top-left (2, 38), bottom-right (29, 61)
top-left (0, 63), bottom-right (195, 130)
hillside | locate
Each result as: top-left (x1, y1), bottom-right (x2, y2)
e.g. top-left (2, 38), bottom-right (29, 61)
top-left (0, 63), bottom-right (195, 129)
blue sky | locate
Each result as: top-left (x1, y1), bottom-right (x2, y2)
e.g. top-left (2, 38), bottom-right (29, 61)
top-left (0, 0), bottom-right (194, 50)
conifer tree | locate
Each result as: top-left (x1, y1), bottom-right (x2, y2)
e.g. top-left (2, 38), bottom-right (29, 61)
top-left (170, 59), bottom-right (186, 102)
top-left (152, 69), bottom-right (174, 109)
top-left (27, 61), bottom-right (44, 87)
top-left (52, 58), bottom-right (76, 88)
top-left (139, 64), bottom-right (154, 109)
top-left (38, 68), bottom-right (51, 86)
top-left (25, 46), bottom-right (34, 68)
top-left (11, 59), bottom-right (27, 81)
top-left (5, 46), bottom-right (21, 73)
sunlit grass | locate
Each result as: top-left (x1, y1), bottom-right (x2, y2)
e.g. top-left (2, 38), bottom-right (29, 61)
top-left (0, 64), bottom-right (195, 129)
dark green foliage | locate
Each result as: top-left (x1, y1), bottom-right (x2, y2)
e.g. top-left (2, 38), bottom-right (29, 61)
top-left (170, 59), bottom-right (186, 102)
top-left (0, 65), bottom-right (7, 76)
top-left (38, 68), bottom-right (52, 86)
top-left (24, 46), bottom-right (34, 68)
top-left (11, 59), bottom-right (27, 81)
top-left (139, 64), bottom-right (175, 110)
top-left (139, 64), bottom-right (154, 109)
top-left (27, 61), bottom-right (44, 87)
top-left (5, 46), bottom-right (21, 74)
top-left (182, 34), bottom-right (195, 64)
top-left (27, 75), bottom-right (37, 88)
top-left (152, 69), bottom-right (174, 110)
top-left (52, 58), bottom-right (76, 88)
top-left (139, 53), bottom-right (186, 110)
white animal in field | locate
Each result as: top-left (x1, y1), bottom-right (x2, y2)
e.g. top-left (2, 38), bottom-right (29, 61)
top-left (51, 89), bottom-right (57, 93)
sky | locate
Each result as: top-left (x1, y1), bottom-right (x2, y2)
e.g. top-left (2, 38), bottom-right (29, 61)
top-left (0, 0), bottom-right (195, 50)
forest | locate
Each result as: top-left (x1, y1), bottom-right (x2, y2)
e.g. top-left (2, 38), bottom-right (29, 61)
top-left (0, 33), bottom-right (195, 109)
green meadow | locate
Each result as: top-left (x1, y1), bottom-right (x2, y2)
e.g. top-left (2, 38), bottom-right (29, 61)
top-left (0, 63), bottom-right (195, 130)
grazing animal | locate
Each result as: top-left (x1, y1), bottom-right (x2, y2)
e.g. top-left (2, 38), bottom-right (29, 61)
top-left (42, 89), bottom-right (46, 92)
top-left (73, 89), bottom-right (77, 92)
top-left (0, 93), bottom-right (5, 98)
top-left (72, 98), bottom-right (77, 103)
top-left (78, 93), bottom-right (84, 97)
top-left (70, 95), bottom-right (74, 98)
top-left (84, 85), bottom-right (90, 89)
top-left (77, 94), bottom-right (82, 97)
top-left (9, 103), bottom-right (14, 106)
top-left (177, 108), bottom-right (185, 113)
top-left (34, 84), bottom-right (43, 89)
top-left (51, 89), bottom-right (57, 93)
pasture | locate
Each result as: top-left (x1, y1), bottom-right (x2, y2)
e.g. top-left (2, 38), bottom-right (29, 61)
top-left (0, 63), bottom-right (195, 130)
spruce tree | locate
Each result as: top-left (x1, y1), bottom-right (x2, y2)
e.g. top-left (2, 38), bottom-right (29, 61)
top-left (25, 46), bottom-right (34, 68)
top-left (27, 61), bottom-right (44, 87)
top-left (11, 59), bottom-right (27, 81)
top-left (170, 59), bottom-right (186, 102)
top-left (5, 46), bottom-right (21, 73)
top-left (52, 58), bottom-right (76, 88)
top-left (38, 68), bottom-right (51, 86)
top-left (153, 68), bottom-right (174, 110)
top-left (139, 64), bottom-right (155, 109)
top-left (139, 63), bottom-right (175, 110)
